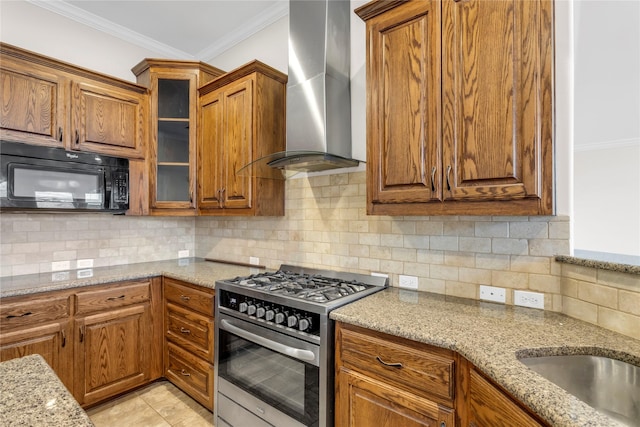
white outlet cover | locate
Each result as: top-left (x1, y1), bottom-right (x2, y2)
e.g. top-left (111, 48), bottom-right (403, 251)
top-left (399, 274), bottom-right (418, 290)
top-left (249, 257), bottom-right (260, 265)
top-left (77, 258), bottom-right (94, 269)
top-left (514, 290), bottom-right (545, 309)
top-left (178, 250), bottom-right (189, 258)
top-left (479, 285), bottom-right (506, 303)
top-left (51, 261), bottom-right (70, 272)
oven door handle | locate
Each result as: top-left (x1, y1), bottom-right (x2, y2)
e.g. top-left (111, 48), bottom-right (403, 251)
top-left (220, 319), bottom-right (317, 363)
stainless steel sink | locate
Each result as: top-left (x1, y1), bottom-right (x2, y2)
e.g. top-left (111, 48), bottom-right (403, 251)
top-left (519, 355), bottom-right (639, 426)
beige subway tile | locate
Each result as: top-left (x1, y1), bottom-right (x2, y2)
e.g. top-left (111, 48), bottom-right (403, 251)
top-left (349, 244), bottom-right (370, 258)
top-left (492, 238), bottom-right (528, 255)
top-left (381, 234), bottom-right (404, 248)
top-left (475, 221), bottom-right (509, 238)
top-left (459, 237), bottom-right (492, 253)
top-left (549, 221), bottom-right (571, 239)
top-left (359, 257), bottom-right (380, 272)
top-left (562, 264), bottom-right (597, 282)
top-left (444, 221), bottom-right (475, 236)
top-left (509, 222), bottom-right (548, 239)
top-left (510, 256), bottom-right (551, 274)
top-left (418, 278), bottom-right (445, 294)
top-left (529, 274), bottom-right (561, 294)
top-left (404, 262), bottom-right (428, 277)
top-left (391, 247), bottom-right (417, 263)
top-left (416, 221), bottom-right (444, 236)
top-left (368, 220), bottom-right (392, 234)
top-left (458, 267), bottom-right (492, 285)
top-left (619, 290), bottom-right (640, 316)
top-left (12, 220), bottom-right (41, 232)
top-left (597, 269), bottom-right (640, 291)
top-left (379, 260), bottom-right (404, 275)
top-left (403, 235), bottom-right (429, 249)
top-left (577, 282), bottom-right (618, 309)
top-left (444, 252), bottom-right (475, 268)
top-left (491, 270), bottom-right (529, 289)
top-left (391, 221), bottom-right (416, 235)
top-left (551, 293), bottom-right (563, 312)
top-left (370, 245), bottom-right (391, 259)
top-left (476, 253), bottom-right (510, 270)
top-left (359, 233), bottom-right (380, 246)
top-left (430, 264), bottom-right (459, 281)
top-left (417, 249), bottom-right (444, 265)
top-left (529, 239), bottom-right (570, 257)
top-left (12, 264), bottom-right (40, 276)
top-left (445, 281), bottom-right (477, 299)
top-left (562, 296), bottom-right (598, 325)
top-left (598, 308), bottom-right (640, 340)
top-left (430, 236), bottom-right (458, 251)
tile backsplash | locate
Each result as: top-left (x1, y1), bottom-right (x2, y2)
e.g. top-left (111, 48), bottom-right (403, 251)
top-left (2, 171), bottom-right (638, 340)
top-left (0, 214), bottom-right (194, 276)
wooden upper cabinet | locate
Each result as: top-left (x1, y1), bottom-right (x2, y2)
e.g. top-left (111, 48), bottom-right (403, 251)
top-left (357, 0), bottom-right (554, 216)
top-left (132, 59), bottom-right (224, 215)
top-left (198, 60), bottom-right (286, 216)
top-left (0, 43), bottom-right (148, 159)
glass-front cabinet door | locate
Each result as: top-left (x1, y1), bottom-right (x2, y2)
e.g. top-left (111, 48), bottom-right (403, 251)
top-left (155, 77), bottom-right (193, 205)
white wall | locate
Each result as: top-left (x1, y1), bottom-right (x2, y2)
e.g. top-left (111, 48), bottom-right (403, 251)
top-left (573, 0), bottom-right (640, 260)
top-left (0, 1), bottom-right (165, 82)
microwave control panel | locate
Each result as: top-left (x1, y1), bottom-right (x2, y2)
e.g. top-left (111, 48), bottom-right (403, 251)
top-left (112, 171), bottom-right (129, 204)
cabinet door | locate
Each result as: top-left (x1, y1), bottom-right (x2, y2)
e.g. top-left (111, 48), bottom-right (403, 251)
top-left (220, 76), bottom-right (253, 210)
top-left (0, 58), bottom-right (66, 148)
top-left (468, 369), bottom-right (544, 427)
top-left (365, 0), bottom-right (442, 209)
top-left (442, 0), bottom-right (553, 212)
top-left (150, 73), bottom-right (197, 211)
top-left (74, 303), bottom-right (150, 405)
top-left (71, 80), bottom-right (146, 159)
top-left (198, 89), bottom-right (225, 210)
top-left (336, 368), bottom-right (455, 427)
top-left (0, 321), bottom-right (73, 392)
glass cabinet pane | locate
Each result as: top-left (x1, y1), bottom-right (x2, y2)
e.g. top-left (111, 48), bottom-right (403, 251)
top-left (158, 121), bottom-right (189, 163)
top-left (157, 165), bottom-right (190, 201)
top-left (158, 79), bottom-right (190, 118)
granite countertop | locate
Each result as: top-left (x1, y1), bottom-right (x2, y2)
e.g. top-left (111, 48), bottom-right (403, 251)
top-left (0, 258), bottom-right (266, 298)
top-left (0, 354), bottom-right (94, 427)
top-left (330, 287), bottom-right (640, 427)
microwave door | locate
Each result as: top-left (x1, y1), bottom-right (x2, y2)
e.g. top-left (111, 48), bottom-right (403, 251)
top-left (8, 161), bottom-right (105, 210)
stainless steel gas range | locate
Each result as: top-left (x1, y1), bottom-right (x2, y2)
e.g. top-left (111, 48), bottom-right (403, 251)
top-left (214, 265), bottom-right (388, 427)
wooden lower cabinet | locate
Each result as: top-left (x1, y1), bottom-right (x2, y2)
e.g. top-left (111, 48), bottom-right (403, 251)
top-left (337, 369), bottom-right (455, 427)
top-left (163, 278), bottom-right (215, 410)
top-left (467, 368), bottom-right (545, 427)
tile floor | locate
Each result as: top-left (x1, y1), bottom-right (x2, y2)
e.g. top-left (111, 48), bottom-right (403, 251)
top-left (86, 381), bottom-right (214, 427)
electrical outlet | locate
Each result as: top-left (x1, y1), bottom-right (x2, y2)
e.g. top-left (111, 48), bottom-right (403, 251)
top-left (51, 261), bottom-right (70, 272)
top-left (399, 275), bottom-right (418, 290)
top-left (178, 250), bottom-right (189, 258)
top-left (249, 257), bottom-right (260, 265)
top-left (480, 285), bottom-right (506, 303)
top-left (76, 258), bottom-right (93, 269)
top-left (514, 290), bottom-right (545, 309)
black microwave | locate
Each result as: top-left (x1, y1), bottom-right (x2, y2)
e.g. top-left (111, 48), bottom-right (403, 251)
top-left (0, 141), bottom-right (129, 212)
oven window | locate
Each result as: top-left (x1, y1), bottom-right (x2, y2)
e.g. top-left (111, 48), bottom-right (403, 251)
top-left (12, 166), bottom-right (102, 204)
top-left (218, 329), bottom-right (319, 426)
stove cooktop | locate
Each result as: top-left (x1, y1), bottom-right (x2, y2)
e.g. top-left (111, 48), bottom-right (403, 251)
top-left (221, 265), bottom-right (388, 304)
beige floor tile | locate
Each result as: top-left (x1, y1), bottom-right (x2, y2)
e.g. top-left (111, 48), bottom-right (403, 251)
top-left (88, 395), bottom-right (170, 427)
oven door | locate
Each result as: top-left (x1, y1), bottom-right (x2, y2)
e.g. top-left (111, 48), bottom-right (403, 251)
top-left (216, 313), bottom-right (320, 427)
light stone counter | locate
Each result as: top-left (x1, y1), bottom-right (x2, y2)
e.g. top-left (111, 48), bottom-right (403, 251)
top-left (330, 287), bottom-right (640, 427)
top-left (0, 258), bottom-right (267, 298)
top-left (0, 354), bottom-right (94, 427)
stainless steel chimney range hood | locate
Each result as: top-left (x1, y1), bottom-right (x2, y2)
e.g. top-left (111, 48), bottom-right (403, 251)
top-left (239, 0), bottom-right (360, 179)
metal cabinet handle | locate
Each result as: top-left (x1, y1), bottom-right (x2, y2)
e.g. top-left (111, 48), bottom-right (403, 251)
top-left (107, 295), bottom-right (125, 301)
top-left (79, 326), bottom-right (85, 343)
top-left (180, 295), bottom-right (190, 302)
top-left (58, 127), bottom-right (63, 142)
top-left (431, 166), bottom-right (437, 192)
top-left (446, 165), bottom-right (452, 191)
top-left (376, 356), bottom-right (403, 368)
top-left (180, 327), bottom-right (191, 334)
top-left (180, 369), bottom-right (191, 377)
top-left (61, 329), bottom-right (66, 348)
top-left (6, 311), bottom-right (32, 319)
top-left (75, 130), bottom-right (79, 145)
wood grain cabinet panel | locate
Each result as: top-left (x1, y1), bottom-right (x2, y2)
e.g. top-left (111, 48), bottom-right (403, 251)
top-left (356, 0), bottom-right (554, 215)
top-left (0, 42), bottom-right (148, 160)
top-left (198, 60), bottom-right (286, 216)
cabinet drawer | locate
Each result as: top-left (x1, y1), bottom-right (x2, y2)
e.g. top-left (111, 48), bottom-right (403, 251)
top-left (338, 324), bottom-right (455, 402)
top-left (75, 280), bottom-right (150, 315)
top-left (0, 294), bottom-right (70, 331)
top-left (166, 342), bottom-right (214, 410)
top-left (166, 303), bottom-right (214, 363)
top-left (164, 278), bottom-right (214, 316)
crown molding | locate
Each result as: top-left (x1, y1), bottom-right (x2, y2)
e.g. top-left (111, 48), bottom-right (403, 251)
top-left (197, 1), bottom-right (288, 62)
top-left (26, 0), bottom-right (289, 62)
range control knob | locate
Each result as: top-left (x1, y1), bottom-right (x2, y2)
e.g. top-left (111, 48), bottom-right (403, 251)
top-left (238, 302), bottom-right (248, 313)
top-left (298, 317), bottom-right (311, 332)
top-left (287, 313), bottom-right (299, 328)
top-left (247, 304), bottom-right (257, 316)
top-left (274, 312), bottom-right (286, 325)
top-left (256, 306), bottom-right (266, 318)
top-left (265, 308), bottom-right (276, 322)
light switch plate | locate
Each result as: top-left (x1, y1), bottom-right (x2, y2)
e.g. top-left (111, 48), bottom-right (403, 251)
top-left (480, 285), bottom-right (506, 303)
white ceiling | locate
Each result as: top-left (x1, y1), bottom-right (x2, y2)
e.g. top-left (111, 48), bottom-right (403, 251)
top-left (28, 0), bottom-right (289, 61)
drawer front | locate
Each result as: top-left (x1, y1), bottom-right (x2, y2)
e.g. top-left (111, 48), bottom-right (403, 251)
top-left (166, 342), bottom-right (214, 410)
top-left (164, 278), bottom-right (214, 316)
top-left (75, 280), bottom-right (150, 315)
top-left (0, 295), bottom-right (70, 331)
top-left (339, 325), bottom-right (455, 402)
top-left (166, 303), bottom-right (214, 362)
